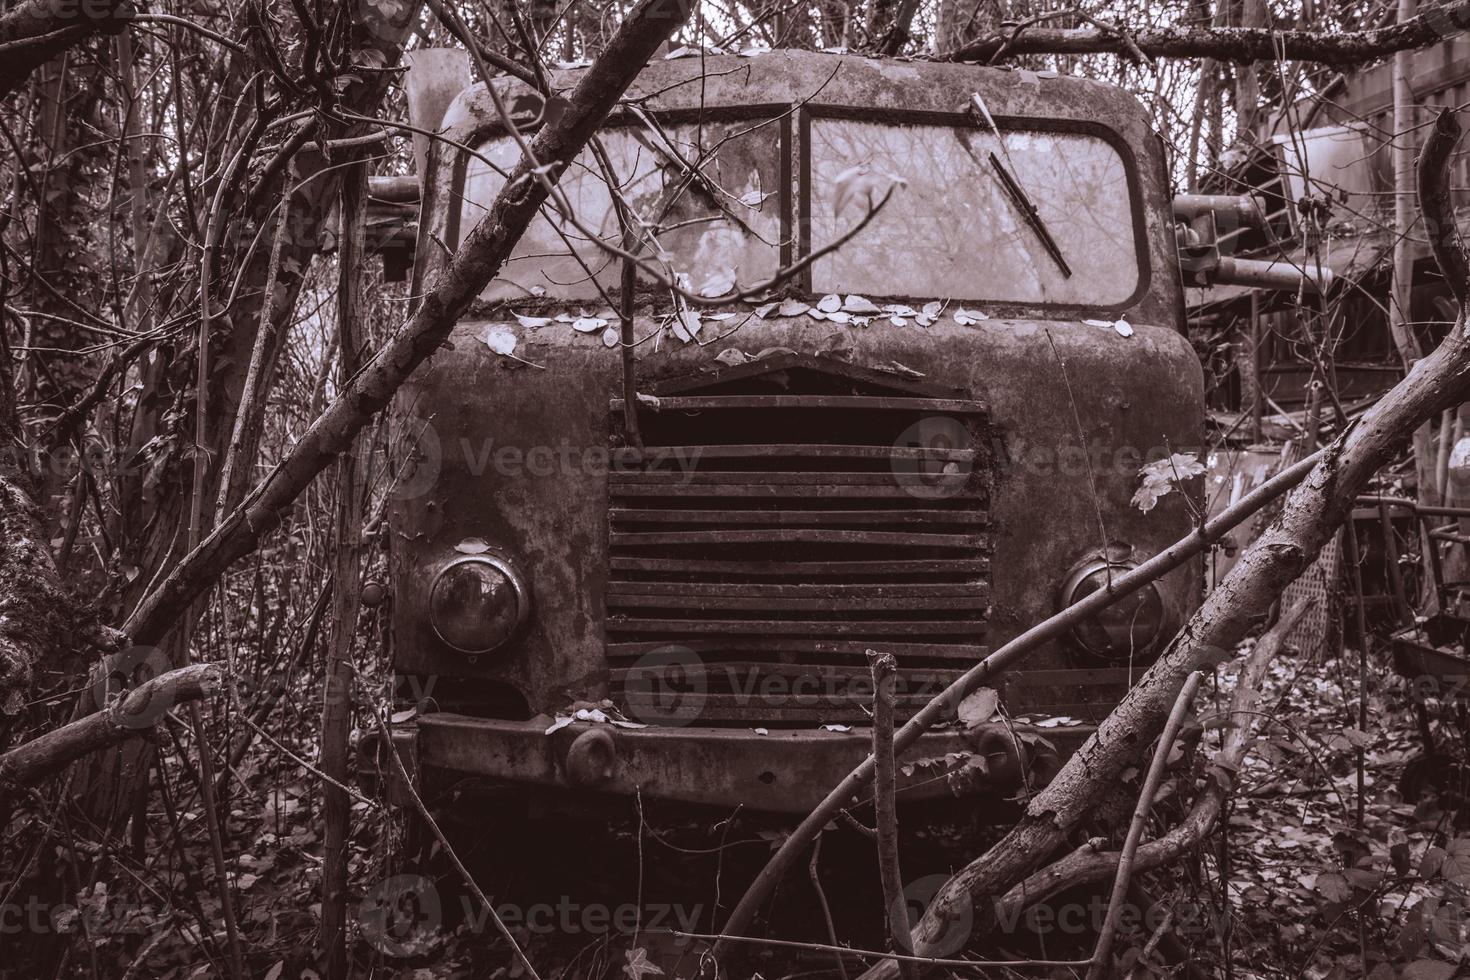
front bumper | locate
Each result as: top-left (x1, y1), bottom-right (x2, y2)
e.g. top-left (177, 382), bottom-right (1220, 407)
top-left (373, 713), bottom-right (1094, 814)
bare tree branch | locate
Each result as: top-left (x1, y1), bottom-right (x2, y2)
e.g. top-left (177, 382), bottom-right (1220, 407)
top-left (0, 664), bottom-right (221, 792)
top-left (947, 3), bottom-right (1470, 65)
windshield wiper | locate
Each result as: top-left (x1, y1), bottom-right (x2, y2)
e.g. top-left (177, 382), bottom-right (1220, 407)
top-left (966, 93), bottom-right (1073, 279)
top-left (985, 151), bottom-right (1073, 279)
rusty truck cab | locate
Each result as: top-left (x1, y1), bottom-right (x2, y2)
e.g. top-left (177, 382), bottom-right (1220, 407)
top-left (378, 50), bottom-right (1204, 816)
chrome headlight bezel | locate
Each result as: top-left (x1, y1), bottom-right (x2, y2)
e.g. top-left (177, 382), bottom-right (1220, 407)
top-left (1057, 548), bottom-right (1165, 663)
top-left (428, 553), bottom-right (531, 654)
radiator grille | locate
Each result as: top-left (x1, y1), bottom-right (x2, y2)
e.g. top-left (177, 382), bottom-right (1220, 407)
top-left (605, 355), bottom-right (993, 726)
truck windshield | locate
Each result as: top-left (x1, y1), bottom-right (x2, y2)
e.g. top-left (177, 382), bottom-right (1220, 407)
top-left (808, 118), bottom-right (1141, 307)
top-left (461, 119), bottom-right (783, 302)
top-left (459, 116), bottom-right (1141, 308)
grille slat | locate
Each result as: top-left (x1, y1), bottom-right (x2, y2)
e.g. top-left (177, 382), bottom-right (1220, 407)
top-left (609, 483), bottom-right (972, 499)
top-left (604, 358), bottom-right (992, 725)
top-left (609, 582), bottom-right (989, 598)
top-left (607, 595), bottom-right (988, 612)
top-left (610, 530), bottom-right (989, 548)
top-left (625, 444), bottom-right (977, 462)
top-left (612, 394), bottom-right (988, 412)
top-left (608, 617), bottom-right (991, 635)
top-left (606, 639), bottom-right (990, 659)
top-left (610, 508), bottom-right (988, 526)
top-left (609, 558), bottom-right (990, 575)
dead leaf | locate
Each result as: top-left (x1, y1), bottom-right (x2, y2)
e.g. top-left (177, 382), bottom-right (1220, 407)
top-left (958, 687), bottom-right (999, 728)
top-left (623, 946), bottom-right (665, 979)
top-left (671, 311), bottom-right (701, 343)
top-left (698, 269), bottom-right (736, 297)
top-left (482, 325), bottom-right (517, 356)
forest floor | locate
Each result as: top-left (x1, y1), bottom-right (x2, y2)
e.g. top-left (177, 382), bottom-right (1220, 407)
top-left (14, 628), bottom-right (1470, 980)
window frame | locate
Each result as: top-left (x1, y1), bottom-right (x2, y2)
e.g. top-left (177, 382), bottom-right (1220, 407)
top-left (447, 103), bottom-right (795, 299)
top-left (798, 104), bottom-right (1152, 315)
top-left (447, 100), bottom-right (1150, 314)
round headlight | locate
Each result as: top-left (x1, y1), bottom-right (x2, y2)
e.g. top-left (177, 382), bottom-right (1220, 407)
top-left (429, 555), bottom-right (530, 654)
top-left (1059, 552), bottom-right (1165, 663)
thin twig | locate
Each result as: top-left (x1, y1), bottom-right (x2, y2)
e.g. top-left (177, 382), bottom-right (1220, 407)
top-left (1085, 671), bottom-right (1203, 980)
top-left (869, 650), bottom-right (917, 979)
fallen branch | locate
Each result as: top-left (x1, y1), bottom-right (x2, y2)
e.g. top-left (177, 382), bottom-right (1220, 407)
top-left (946, 3), bottom-right (1470, 65)
top-left (869, 651), bottom-right (916, 979)
top-left (0, 664), bottom-right (221, 791)
top-left (984, 600), bottom-right (1312, 930)
top-left (717, 449), bottom-right (1321, 950)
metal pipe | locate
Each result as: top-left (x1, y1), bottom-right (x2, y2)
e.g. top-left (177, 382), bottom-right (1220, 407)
top-left (1356, 495), bottom-right (1470, 519)
top-left (1215, 256), bottom-right (1333, 292)
top-left (1172, 193), bottom-right (1268, 228)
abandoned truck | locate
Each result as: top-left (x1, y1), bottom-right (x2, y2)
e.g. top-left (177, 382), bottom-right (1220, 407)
top-left (369, 49), bottom-right (1268, 817)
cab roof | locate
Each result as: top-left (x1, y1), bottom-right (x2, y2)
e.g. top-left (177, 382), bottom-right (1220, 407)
top-left (439, 48), bottom-right (1158, 149)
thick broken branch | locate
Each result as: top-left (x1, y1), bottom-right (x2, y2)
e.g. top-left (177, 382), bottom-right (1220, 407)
top-left (986, 599), bottom-right (1312, 931)
top-left (947, 3), bottom-right (1470, 65)
top-left (717, 450), bottom-right (1322, 950)
top-left (0, 663), bottom-right (221, 790)
top-left (123, 0), bottom-right (694, 647)
top-left (0, 0), bottom-right (129, 99)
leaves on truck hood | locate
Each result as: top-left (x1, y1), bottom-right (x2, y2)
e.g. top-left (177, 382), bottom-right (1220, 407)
top-left (481, 324), bottom-right (518, 357)
top-left (1085, 317), bottom-right (1134, 337)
